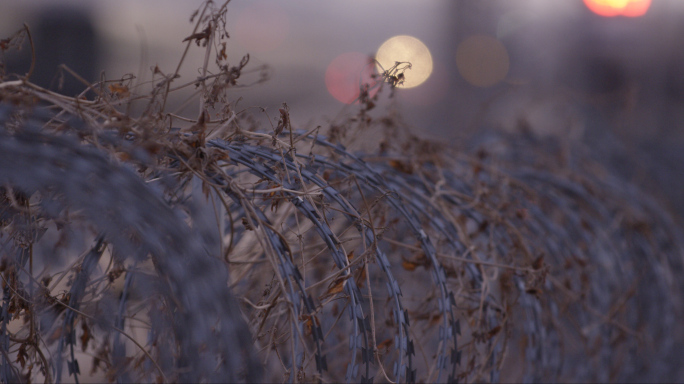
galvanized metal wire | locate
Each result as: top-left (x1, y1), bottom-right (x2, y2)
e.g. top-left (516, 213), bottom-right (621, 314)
top-left (0, 93), bottom-right (682, 383)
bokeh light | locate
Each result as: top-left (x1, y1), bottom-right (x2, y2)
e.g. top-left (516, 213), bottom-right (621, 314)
top-left (375, 35), bottom-right (433, 89)
top-left (325, 52), bottom-right (378, 104)
top-left (583, 0), bottom-right (652, 17)
top-left (455, 35), bottom-right (509, 87)
top-left (234, 2), bottom-right (290, 52)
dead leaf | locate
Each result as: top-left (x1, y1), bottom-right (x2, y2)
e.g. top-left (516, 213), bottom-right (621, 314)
top-left (388, 160), bottom-right (413, 174)
top-left (108, 83), bottom-right (130, 98)
top-left (326, 278), bottom-right (346, 296)
top-left (402, 260), bottom-right (418, 271)
top-left (377, 338), bottom-right (393, 352)
top-left (81, 321), bottom-right (91, 352)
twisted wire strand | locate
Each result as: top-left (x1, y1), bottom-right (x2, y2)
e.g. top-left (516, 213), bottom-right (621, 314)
top-left (0, 103), bottom-right (260, 382)
top-left (1, 101), bottom-right (683, 383)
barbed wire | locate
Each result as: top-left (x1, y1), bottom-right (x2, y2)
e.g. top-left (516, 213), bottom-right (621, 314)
top-left (0, 1), bottom-right (683, 381)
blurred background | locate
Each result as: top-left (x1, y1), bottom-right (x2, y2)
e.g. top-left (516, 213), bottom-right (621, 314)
top-left (2, 0), bottom-right (684, 215)
top-left (2, 1), bottom-right (684, 381)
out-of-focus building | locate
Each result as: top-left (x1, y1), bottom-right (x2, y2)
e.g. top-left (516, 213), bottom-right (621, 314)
top-left (3, 5), bottom-right (99, 97)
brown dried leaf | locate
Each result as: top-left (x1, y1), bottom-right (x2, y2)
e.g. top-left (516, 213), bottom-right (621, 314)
top-left (377, 338), bottom-right (393, 352)
top-left (182, 26), bottom-right (212, 46)
top-left (108, 83), bottom-right (130, 98)
top-left (388, 159), bottom-right (413, 174)
top-left (424, 313), bottom-right (440, 328)
top-left (81, 321), bottom-right (91, 352)
top-left (16, 344), bottom-right (27, 368)
top-left (532, 255), bottom-right (545, 270)
top-left (356, 267), bottom-right (366, 289)
top-left (326, 278), bottom-right (346, 296)
top-left (242, 217), bottom-right (253, 231)
top-left (401, 260), bottom-right (418, 271)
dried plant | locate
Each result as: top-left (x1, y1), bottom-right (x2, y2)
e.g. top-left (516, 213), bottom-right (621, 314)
top-left (0, 1), bottom-right (682, 383)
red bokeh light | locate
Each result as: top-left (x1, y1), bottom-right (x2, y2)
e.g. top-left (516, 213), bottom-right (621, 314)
top-left (324, 52), bottom-right (378, 104)
top-left (583, 0), bottom-right (652, 17)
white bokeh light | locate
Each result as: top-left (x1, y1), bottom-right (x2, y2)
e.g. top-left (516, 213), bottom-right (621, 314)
top-left (375, 35), bottom-right (433, 89)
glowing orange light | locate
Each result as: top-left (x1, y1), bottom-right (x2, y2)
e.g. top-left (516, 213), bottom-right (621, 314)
top-left (583, 0), bottom-right (652, 17)
top-left (455, 35), bottom-right (509, 88)
top-left (325, 52), bottom-right (378, 104)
